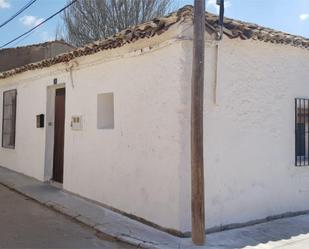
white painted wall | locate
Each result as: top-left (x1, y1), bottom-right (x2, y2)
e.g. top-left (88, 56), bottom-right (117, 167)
top-left (0, 69), bottom-right (69, 181)
top-left (182, 37), bottom-right (309, 231)
top-left (63, 42), bottom-right (191, 232)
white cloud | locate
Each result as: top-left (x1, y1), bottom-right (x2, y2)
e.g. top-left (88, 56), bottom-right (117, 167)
top-left (206, 0), bottom-right (232, 13)
top-left (19, 15), bottom-right (43, 27)
top-left (300, 14), bottom-right (309, 21)
top-left (41, 31), bottom-right (53, 42)
top-left (0, 0), bottom-right (10, 9)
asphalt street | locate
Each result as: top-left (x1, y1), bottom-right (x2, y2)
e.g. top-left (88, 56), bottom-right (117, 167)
top-left (0, 184), bottom-right (136, 249)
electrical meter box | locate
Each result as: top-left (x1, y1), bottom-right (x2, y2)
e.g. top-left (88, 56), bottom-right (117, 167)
top-left (71, 115), bottom-right (83, 130)
top-left (36, 114), bottom-right (45, 128)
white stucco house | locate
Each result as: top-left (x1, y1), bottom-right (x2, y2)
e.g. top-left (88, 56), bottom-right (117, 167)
top-left (0, 5), bottom-right (309, 236)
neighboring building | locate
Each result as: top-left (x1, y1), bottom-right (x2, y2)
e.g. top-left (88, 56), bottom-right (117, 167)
top-left (0, 40), bottom-right (74, 72)
top-left (0, 5), bottom-right (309, 235)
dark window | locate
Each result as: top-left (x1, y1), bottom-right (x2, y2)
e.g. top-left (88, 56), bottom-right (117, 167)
top-left (295, 98), bottom-right (309, 166)
top-left (2, 89), bottom-right (17, 149)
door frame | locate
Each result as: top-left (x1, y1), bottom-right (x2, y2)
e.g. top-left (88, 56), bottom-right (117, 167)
top-left (44, 83), bottom-right (66, 182)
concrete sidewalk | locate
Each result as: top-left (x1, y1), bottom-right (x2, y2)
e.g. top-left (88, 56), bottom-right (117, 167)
top-left (1, 166), bottom-right (309, 249)
top-left (0, 166), bottom-right (180, 249)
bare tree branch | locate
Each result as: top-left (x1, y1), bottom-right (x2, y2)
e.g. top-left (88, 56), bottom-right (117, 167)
top-left (61, 0), bottom-right (172, 47)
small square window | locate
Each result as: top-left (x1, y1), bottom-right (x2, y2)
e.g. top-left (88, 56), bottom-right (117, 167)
top-left (97, 93), bottom-right (114, 129)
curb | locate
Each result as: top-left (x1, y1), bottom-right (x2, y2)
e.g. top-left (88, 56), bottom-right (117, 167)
top-left (0, 181), bottom-right (173, 249)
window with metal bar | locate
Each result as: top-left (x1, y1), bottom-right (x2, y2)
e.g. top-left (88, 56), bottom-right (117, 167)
top-left (2, 89), bottom-right (17, 149)
top-left (295, 98), bottom-right (309, 166)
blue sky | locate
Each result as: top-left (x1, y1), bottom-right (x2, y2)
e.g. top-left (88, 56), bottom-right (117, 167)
top-left (0, 0), bottom-right (308, 48)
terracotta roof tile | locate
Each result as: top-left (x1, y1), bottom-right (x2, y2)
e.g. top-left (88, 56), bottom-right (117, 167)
top-left (0, 5), bottom-right (308, 79)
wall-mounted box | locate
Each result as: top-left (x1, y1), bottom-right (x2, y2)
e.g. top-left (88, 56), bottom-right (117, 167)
top-left (36, 114), bottom-right (44, 128)
top-left (71, 115), bottom-right (83, 130)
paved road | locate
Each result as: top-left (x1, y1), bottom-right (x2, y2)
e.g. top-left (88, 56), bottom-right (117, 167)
top-left (0, 185), bottom-right (136, 249)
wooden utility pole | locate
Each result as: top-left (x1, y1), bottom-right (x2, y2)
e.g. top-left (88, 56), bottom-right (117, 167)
top-left (191, 0), bottom-right (205, 245)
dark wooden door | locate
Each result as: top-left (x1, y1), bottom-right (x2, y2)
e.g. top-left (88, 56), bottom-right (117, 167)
top-left (53, 88), bottom-right (65, 183)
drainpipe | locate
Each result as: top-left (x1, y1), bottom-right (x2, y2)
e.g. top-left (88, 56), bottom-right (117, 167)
top-left (191, 0), bottom-right (206, 246)
top-left (214, 0), bottom-right (225, 104)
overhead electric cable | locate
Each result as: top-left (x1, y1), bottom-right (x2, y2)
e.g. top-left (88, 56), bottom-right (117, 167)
top-left (10, 29), bottom-right (37, 48)
top-left (0, 0), bottom-right (38, 29)
top-left (0, 0), bottom-right (78, 49)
